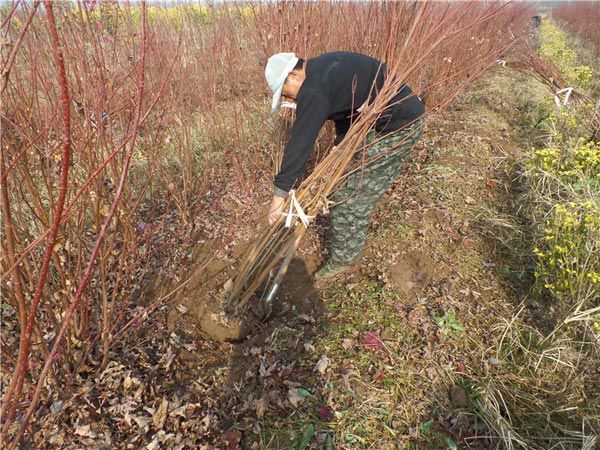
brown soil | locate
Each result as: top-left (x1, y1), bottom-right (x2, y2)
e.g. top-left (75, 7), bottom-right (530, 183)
top-left (387, 251), bottom-right (439, 297)
top-left (422, 207), bottom-right (450, 228)
top-left (164, 235), bottom-right (323, 343)
top-left (163, 240), bottom-right (250, 342)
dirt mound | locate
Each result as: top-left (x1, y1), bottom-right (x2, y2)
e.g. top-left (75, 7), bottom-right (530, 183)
top-left (163, 237), bottom-right (323, 342)
top-left (164, 240), bottom-right (261, 342)
top-left (387, 252), bottom-right (439, 297)
top-left (167, 294), bottom-right (252, 343)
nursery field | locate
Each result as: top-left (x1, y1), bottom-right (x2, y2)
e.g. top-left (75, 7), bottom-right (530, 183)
top-left (1, 1), bottom-right (599, 449)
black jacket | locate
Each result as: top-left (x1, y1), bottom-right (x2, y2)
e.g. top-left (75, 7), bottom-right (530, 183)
top-left (274, 51), bottom-right (425, 196)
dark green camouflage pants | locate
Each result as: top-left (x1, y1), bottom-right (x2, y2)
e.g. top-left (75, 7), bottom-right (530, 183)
top-left (329, 120), bottom-right (423, 264)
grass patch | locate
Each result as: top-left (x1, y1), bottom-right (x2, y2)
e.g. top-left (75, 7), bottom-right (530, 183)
top-left (463, 18), bottom-right (600, 449)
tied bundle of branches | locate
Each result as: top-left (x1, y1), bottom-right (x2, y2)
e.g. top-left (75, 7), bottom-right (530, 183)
top-left (510, 41), bottom-right (590, 105)
top-left (510, 38), bottom-right (600, 140)
top-left (224, 1), bottom-right (530, 312)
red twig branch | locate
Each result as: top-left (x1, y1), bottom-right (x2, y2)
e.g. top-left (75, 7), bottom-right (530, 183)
top-left (0, 53), bottom-right (179, 285)
top-left (1, 1), bottom-right (20, 29)
top-left (0, 0), bottom-right (70, 427)
top-left (6, 2), bottom-right (148, 447)
top-left (1, 1), bottom-right (40, 96)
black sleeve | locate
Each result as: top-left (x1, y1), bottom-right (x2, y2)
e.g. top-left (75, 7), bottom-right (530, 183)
top-left (274, 88), bottom-right (330, 194)
top-left (333, 118), bottom-right (351, 145)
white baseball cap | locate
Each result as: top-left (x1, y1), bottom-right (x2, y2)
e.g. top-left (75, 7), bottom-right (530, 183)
top-left (265, 52), bottom-right (299, 113)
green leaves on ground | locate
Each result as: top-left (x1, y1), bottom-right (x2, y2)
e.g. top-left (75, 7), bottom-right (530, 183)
top-left (434, 311), bottom-right (464, 333)
top-left (297, 423), bottom-right (315, 450)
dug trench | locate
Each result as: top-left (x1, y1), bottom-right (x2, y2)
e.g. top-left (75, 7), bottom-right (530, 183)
top-left (129, 68), bottom-right (547, 447)
top-left (157, 230), bottom-right (324, 343)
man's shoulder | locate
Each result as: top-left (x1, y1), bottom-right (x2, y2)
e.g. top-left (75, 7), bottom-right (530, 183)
top-left (297, 85), bottom-right (329, 106)
top-left (310, 51), bottom-right (381, 65)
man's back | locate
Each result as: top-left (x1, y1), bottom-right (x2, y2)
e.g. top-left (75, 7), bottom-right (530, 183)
top-left (273, 51), bottom-right (424, 195)
top-left (304, 51), bottom-right (385, 121)
top-left (303, 51), bottom-right (424, 138)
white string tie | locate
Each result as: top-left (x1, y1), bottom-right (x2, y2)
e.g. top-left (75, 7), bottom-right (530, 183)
top-left (281, 101), bottom-right (297, 110)
top-left (554, 87), bottom-right (573, 108)
top-left (283, 189), bottom-right (313, 228)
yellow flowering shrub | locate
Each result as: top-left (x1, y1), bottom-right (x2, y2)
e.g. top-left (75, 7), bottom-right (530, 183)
top-left (534, 201), bottom-right (600, 300)
top-left (529, 92), bottom-right (597, 148)
top-left (531, 138), bottom-right (600, 180)
top-left (85, 4), bottom-right (214, 31)
top-left (145, 5), bottom-right (212, 24)
top-left (539, 19), bottom-right (593, 89)
top-left (526, 22), bottom-right (599, 314)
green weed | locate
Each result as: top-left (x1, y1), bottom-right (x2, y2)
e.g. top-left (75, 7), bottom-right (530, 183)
top-left (434, 311), bottom-right (464, 334)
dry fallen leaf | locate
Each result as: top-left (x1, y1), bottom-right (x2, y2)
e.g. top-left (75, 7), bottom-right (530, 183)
top-left (372, 366), bottom-right (385, 383)
top-left (288, 388), bottom-right (306, 407)
top-left (361, 332), bottom-right (385, 351)
top-left (217, 429), bottom-right (242, 449)
top-left (123, 374), bottom-right (133, 391)
top-left (298, 314), bottom-right (315, 323)
top-left (133, 415), bottom-right (150, 431)
top-left (255, 397), bottom-right (267, 419)
top-left (315, 405), bottom-right (334, 421)
top-left (152, 398), bottom-right (169, 430)
top-left (74, 424), bottom-right (92, 437)
top-left (304, 342), bottom-right (316, 352)
top-left (341, 338), bottom-right (354, 350)
top-left (315, 355), bottom-right (330, 374)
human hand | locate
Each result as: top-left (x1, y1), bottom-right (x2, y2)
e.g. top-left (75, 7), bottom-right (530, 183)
top-left (268, 194), bottom-right (287, 226)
